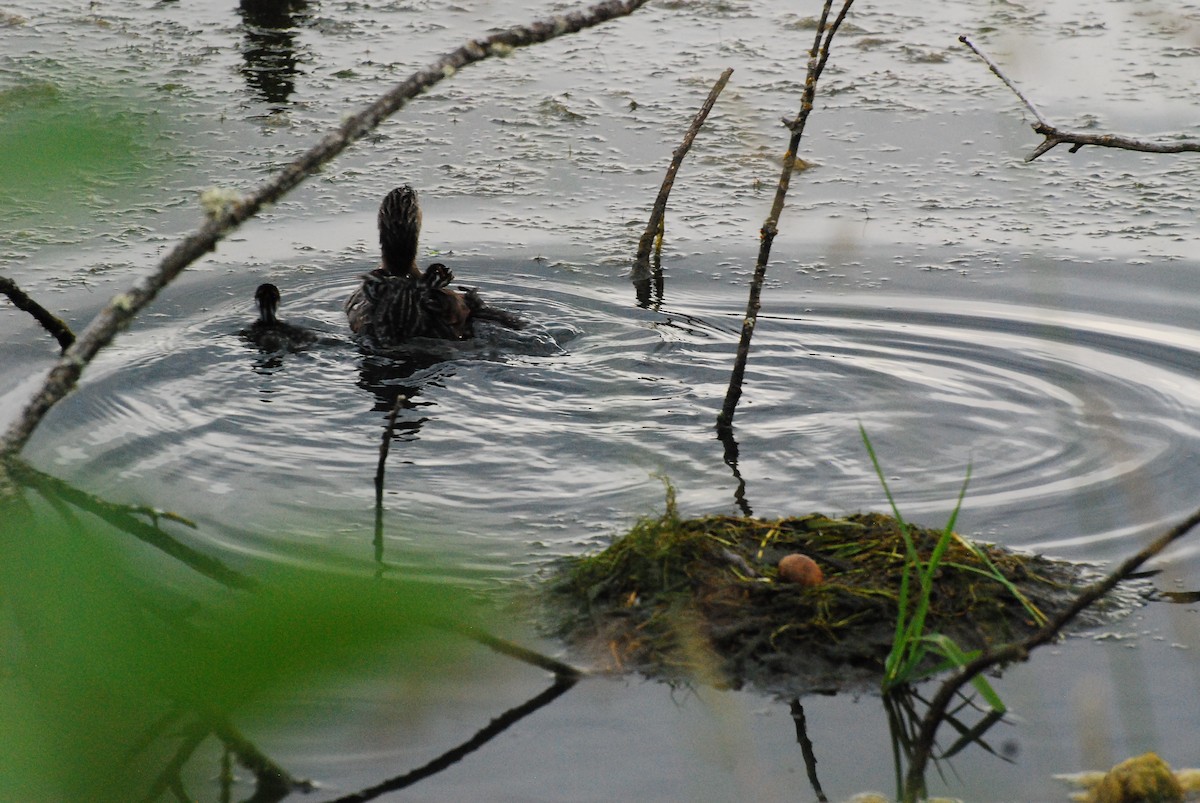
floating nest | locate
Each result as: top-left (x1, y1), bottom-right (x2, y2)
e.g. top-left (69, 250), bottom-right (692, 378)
top-left (547, 494), bottom-right (1121, 694)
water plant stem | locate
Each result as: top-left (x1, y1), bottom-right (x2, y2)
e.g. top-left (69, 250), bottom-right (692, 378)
top-left (860, 426), bottom-right (964, 690)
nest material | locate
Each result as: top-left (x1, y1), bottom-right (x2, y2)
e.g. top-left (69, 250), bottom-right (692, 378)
top-left (548, 507), bottom-right (1105, 694)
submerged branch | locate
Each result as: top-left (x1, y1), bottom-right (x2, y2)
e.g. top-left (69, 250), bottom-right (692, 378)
top-left (959, 35), bottom-right (1200, 162)
top-left (0, 275), bottom-right (75, 352)
top-left (716, 0), bottom-right (856, 434)
top-left (0, 0), bottom-right (652, 461)
top-left (631, 67), bottom-right (734, 282)
top-left (903, 505), bottom-right (1200, 800)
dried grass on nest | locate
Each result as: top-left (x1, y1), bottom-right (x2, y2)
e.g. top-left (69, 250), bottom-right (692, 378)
top-left (549, 496), bottom-right (1096, 693)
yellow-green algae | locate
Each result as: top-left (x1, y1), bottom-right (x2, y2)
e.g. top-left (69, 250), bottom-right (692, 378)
top-left (1088, 753), bottom-right (1184, 803)
top-left (549, 494), bottom-right (1104, 693)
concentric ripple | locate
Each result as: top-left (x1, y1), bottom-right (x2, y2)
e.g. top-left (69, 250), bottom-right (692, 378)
top-left (19, 252), bottom-right (1200, 573)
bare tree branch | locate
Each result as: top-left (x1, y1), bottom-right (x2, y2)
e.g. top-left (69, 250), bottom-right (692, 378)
top-left (0, 275), bottom-right (75, 352)
top-left (959, 35), bottom-right (1200, 162)
top-left (0, 0), bottom-right (652, 464)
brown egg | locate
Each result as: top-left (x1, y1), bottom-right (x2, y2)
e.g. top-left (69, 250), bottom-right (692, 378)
top-left (777, 553), bottom-right (823, 586)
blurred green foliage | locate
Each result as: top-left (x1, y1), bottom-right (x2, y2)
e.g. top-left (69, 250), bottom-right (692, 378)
top-left (0, 492), bottom-right (482, 802)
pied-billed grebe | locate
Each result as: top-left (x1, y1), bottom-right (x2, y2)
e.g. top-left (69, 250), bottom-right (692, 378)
top-left (241, 282), bottom-right (316, 351)
top-left (345, 185), bottom-right (522, 350)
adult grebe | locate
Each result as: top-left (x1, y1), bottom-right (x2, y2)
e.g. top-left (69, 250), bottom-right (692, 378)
top-left (241, 282), bottom-right (315, 351)
top-left (345, 186), bottom-right (522, 350)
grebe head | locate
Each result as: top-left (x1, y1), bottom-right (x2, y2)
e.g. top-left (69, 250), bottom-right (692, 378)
top-left (254, 282), bottom-right (281, 325)
top-left (244, 282), bottom-right (315, 351)
top-left (378, 185), bottom-right (422, 277)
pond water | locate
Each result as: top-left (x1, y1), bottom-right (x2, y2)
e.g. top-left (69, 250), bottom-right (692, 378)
top-left (3, 0), bottom-right (1200, 800)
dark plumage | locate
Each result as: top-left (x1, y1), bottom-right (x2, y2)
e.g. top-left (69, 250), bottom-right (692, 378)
top-left (345, 185), bottom-right (522, 350)
top-left (241, 282), bottom-right (315, 351)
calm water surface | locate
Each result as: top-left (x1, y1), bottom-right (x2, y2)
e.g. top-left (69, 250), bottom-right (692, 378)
top-left (3, 0), bottom-right (1200, 800)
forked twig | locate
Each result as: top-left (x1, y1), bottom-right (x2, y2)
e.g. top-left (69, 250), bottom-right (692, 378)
top-left (0, 0), bottom-right (652, 464)
top-left (902, 504), bottom-right (1200, 800)
top-left (959, 35), bottom-right (1200, 162)
top-left (716, 0), bottom-right (856, 433)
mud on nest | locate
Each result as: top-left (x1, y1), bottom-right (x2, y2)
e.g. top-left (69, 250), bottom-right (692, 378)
top-left (546, 494), bottom-right (1124, 695)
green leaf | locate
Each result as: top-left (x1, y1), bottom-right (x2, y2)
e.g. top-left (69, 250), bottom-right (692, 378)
top-left (0, 494), bottom-right (484, 802)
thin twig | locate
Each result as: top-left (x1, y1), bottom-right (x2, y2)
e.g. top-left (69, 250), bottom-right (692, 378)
top-left (631, 67), bottom-right (734, 282)
top-left (902, 504), bottom-right (1200, 800)
top-left (959, 35), bottom-right (1200, 162)
top-left (0, 275), bottom-right (75, 352)
top-left (0, 0), bottom-right (651, 462)
top-left (957, 36), bottom-right (1047, 125)
top-left (716, 0), bottom-right (856, 434)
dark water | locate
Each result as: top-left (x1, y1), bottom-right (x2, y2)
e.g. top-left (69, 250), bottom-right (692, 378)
top-left (4, 1), bottom-right (1200, 800)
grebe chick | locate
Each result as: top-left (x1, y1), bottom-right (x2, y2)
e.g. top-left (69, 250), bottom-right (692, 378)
top-left (344, 185), bottom-right (522, 350)
top-left (241, 282), bottom-right (315, 351)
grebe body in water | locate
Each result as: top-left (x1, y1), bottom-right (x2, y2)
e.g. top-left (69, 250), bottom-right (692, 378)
top-left (241, 282), bottom-right (315, 351)
top-left (345, 186), bottom-right (522, 350)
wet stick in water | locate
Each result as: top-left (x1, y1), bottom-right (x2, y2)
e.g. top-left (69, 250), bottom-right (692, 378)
top-left (959, 35), bottom-right (1200, 161)
top-left (716, 0), bottom-right (856, 434)
top-left (0, 0), bottom-right (653, 465)
top-left (631, 67), bottom-right (734, 297)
